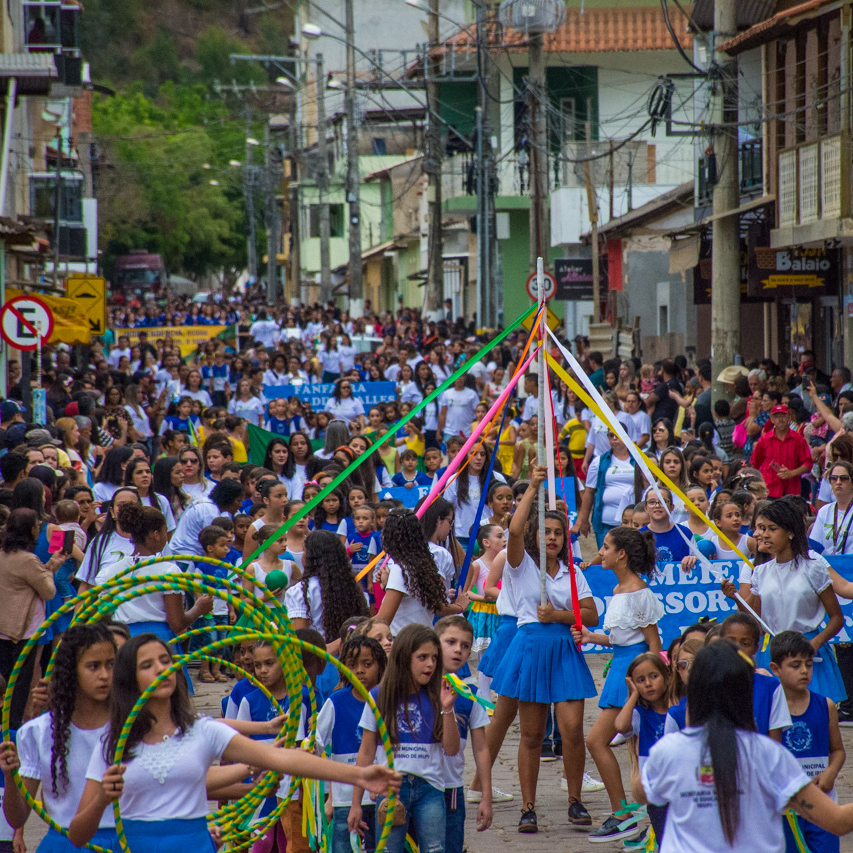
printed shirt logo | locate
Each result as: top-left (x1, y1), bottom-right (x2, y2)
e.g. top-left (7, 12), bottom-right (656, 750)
top-left (697, 764), bottom-right (715, 785)
top-left (784, 720), bottom-right (814, 754)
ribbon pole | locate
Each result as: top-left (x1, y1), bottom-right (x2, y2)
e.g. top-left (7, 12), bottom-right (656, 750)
top-left (536, 257), bottom-right (547, 606)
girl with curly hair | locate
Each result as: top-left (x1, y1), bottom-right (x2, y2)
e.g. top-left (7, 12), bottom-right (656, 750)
top-left (0, 622), bottom-right (120, 851)
top-left (489, 466), bottom-right (599, 835)
top-left (376, 508), bottom-right (468, 637)
top-left (284, 530), bottom-right (368, 647)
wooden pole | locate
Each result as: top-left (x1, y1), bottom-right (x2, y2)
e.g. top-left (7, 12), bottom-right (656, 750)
top-left (537, 257), bottom-right (547, 605)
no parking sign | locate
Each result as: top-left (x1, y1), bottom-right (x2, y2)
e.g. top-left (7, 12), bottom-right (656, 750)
top-left (0, 295), bottom-right (53, 351)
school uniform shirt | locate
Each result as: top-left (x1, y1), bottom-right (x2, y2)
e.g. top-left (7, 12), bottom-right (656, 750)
top-left (359, 686), bottom-right (445, 790)
top-left (428, 541), bottom-right (456, 593)
top-left (181, 388), bottom-right (213, 407)
top-left (705, 530), bottom-right (753, 561)
top-left (444, 473), bottom-right (507, 540)
top-left (93, 554), bottom-right (183, 625)
top-left (663, 696), bottom-right (687, 735)
top-left (229, 396), bottom-right (266, 424)
top-left (125, 405), bottom-right (153, 438)
top-left (316, 689), bottom-right (373, 807)
top-left (603, 588), bottom-right (664, 645)
top-left (782, 691), bottom-right (836, 801)
top-left (85, 716), bottom-right (237, 821)
top-left (811, 500), bottom-right (853, 556)
top-left (338, 345), bottom-right (357, 373)
top-left (336, 523), bottom-right (379, 571)
top-left (585, 454), bottom-right (635, 527)
top-left (507, 552), bottom-right (593, 627)
top-left (629, 706), bottom-right (667, 770)
top-left (224, 677), bottom-right (256, 719)
top-left (237, 685), bottom-right (309, 740)
top-left (263, 370), bottom-right (291, 387)
top-left (641, 728), bottom-right (809, 853)
top-left (265, 415), bottom-right (307, 438)
top-left (384, 558), bottom-right (447, 636)
top-left (391, 471), bottom-right (432, 488)
top-left (442, 690), bottom-right (490, 790)
top-left (76, 532), bottom-right (135, 584)
top-left (158, 415), bottom-right (201, 436)
top-left (169, 497), bottom-right (226, 558)
top-left (324, 396), bottom-right (365, 424)
top-left (203, 363), bottom-right (229, 393)
top-left (318, 348), bottom-right (343, 376)
top-left (440, 387), bottom-right (480, 437)
top-left (17, 714), bottom-right (115, 828)
top-left (140, 491), bottom-right (176, 532)
top-left (750, 552), bottom-right (832, 635)
top-left (92, 482), bottom-right (120, 503)
top-left (284, 576), bottom-right (326, 637)
top-left (639, 524), bottom-right (694, 563)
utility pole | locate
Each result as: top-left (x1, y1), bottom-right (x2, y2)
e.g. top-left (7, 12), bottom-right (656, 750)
top-left (316, 53), bottom-right (332, 305)
top-left (287, 92), bottom-right (301, 305)
top-left (528, 31), bottom-right (549, 275)
top-left (584, 116), bottom-right (600, 323)
top-left (265, 121), bottom-right (279, 304)
top-left (424, 0), bottom-right (443, 319)
top-left (244, 106), bottom-right (258, 284)
top-left (345, 0), bottom-right (364, 316)
top-left (710, 0), bottom-right (739, 401)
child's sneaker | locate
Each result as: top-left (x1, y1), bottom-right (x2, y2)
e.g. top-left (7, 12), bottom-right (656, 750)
top-left (623, 827), bottom-right (649, 849)
top-left (567, 798), bottom-right (592, 827)
top-left (589, 813), bottom-right (643, 843)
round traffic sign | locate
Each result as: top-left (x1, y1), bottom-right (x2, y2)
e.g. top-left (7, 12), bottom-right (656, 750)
top-left (0, 295), bottom-right (54, 351)
top-left (526, 271), bottom-right (557, 302)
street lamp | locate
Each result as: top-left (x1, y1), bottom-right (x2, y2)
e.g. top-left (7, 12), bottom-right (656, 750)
top-left (275, 76), bottom-right (295, 89)
top-left (301, 23), bottom-right (322, 40)
top-left (246, 137), bottom-right (261, 147)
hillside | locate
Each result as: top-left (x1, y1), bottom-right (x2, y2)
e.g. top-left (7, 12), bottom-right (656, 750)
top-left (80, 0), bottom-right (295, 93)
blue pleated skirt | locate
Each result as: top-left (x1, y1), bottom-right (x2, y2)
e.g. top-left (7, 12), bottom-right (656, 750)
top-left (37, 827), bottom-right (117, 852)
top-left (490, 622), bottom-right (596, 703)
top-left (478, 615), bottom-right (518, 679)
top-left (598, 642), bottom-right (649, 709)
top-left (112, 818), bottom-right (215, 853)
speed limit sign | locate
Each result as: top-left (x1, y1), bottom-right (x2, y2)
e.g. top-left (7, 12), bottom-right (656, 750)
top-left (526, 270), bottom-right (557, 301)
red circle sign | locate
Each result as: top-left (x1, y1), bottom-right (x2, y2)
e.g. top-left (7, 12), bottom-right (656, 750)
top-left (0, 295), bottom-right (54, 351)
top-left (526, 271), bottom-right (556, 301)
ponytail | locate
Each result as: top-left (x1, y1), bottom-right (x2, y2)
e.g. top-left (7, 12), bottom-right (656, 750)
top-left (606, 526), bottom-right (657, 579)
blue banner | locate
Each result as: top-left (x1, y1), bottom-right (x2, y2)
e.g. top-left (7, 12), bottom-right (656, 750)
top-left (264, 381), bottom-right (396, 409)
top-left (377, 484), bottom-right (432, 509)
top-left (581, 556), bottom-right (853, 653)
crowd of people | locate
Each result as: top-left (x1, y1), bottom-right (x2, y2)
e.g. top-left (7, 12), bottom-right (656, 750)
top-left (0, 293), bottom-right (852, 851)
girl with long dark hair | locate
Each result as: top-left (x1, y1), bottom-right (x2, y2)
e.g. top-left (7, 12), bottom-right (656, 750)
top-left (262, 436), bottom-right (294, 491)
top-left (350, 624), bottom-right (458, 853)
top-left (152, 457), bottom-right (190, 522)
top-left (634, 641), bottom-right (853, 851)
top-left (490, 466), bottom-right (598, 834)
top-left (288, 431), bottom-right (315, 498)
top-left (0, 623), bottom-right (119, 851)
top-left (578, 525), bottom-right (661, 842)
top-left (443, 444), bottom-right (506, 547)
top-left (93, 446), bottom-right (134, 503)
top-left (725, 500), bottom-right (846, 701)
top-left (69, 634), bottom-right (400, 852)
top-left (376, 508), bottom-right (467, 636)
top-left (284, 530), bottom-right (368, 645)
top-left (124, 456), bottom-right (175, 531)
top-left (650, 419), bottom-right (677, 459)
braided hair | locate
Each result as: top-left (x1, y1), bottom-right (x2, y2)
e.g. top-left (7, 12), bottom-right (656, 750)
top-left (382, 508), bottom-right (448, 613)
top-left (606, 526), bottom-right (658, 579)
top-left (49, 622), bottom-right (115, 795)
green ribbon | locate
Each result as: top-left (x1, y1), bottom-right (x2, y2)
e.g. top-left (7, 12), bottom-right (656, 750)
top-left (237, 306), bottom-right (535, 571)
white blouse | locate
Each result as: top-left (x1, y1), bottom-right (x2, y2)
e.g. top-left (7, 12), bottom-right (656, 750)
top-left (603, 588), bottom-right (664, 646)
top-left (505, 551), bottom-right (593, 627)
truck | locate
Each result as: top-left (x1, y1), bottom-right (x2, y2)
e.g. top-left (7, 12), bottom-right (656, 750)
top-left (112, 250), bottom-right (167, 301)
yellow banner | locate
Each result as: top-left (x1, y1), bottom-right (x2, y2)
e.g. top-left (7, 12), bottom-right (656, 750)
top-left (115, 325), bottom-right (231, 357)
top-left (7, 288), bottom-right (91, 346)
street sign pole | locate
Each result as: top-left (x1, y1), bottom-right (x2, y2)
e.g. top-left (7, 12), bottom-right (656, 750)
top-left (0, 295), bottom-right (54, 416)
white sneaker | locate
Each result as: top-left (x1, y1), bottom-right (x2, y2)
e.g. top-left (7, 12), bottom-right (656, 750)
top-left (466, 786), bottom-right (514, 803)
top-left (610, 732), bottom-right (628, 747)
top-left (561, 773), bottom-right (606, 793)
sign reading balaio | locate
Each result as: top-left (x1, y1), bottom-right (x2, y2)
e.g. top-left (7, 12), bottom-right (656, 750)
top-left (747, 246), bottom-right (839, 298)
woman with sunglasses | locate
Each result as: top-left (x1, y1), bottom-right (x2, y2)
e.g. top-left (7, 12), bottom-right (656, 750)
top-left (324, 379), bottom-right (365, 429)
top-left (178, 447), bottom-right (210, 503)
top-left (811, 461), bottom-right (853, 556)
top-left (649, 419), bottom-right (677, 460)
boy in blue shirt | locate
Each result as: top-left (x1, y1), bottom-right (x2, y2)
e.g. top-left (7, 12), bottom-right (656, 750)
top-left (435, 616), bottom-right (493, 853)
top-left (392, 449), bottom-right (432, 488)
top-left (638, 488), bottom-right (693, 562)
top-left (771, 630), bottom-right (844, 853)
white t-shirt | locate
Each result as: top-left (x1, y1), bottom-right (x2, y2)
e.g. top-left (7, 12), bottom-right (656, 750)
top-left (284, 575), bottom-right (325, 636)
top-left (86, 716), bottom-right (237, 821)
top-left (182, 479), bottom-right (211, 504)
top-left (92, 482), bottom-right (120, 503)
top-left (17, 714), bottom-right (115, 828)
top-left (586, 413), bottom-right (631, 456)
top-left (385, 558), bottom-right (445, 636)
top-left (249, 319), bottom-right (281, 348)
top-left (428, 541), bottom-right (456, 593)
top-left (442, 692), bottom-right (490, 789)
top-left (440, 387), bottom-right (480, 437)
top-left (324, 397), bottom-right (365, 424)
top-left (623, 410), bottom-right (651, 444)
top-left (181, 388), bottom-right (213, 408)
top-left (76, 531), bottom-right (135, 584)
top-left (93, 554), bottom-right (183, 625)
top-left (505, 551), bottom-right (592, 627)
top-left (228, 396), bottom-right (266, 425)
top-left (811, 500), bottom-right (853, 556)
top-left (248, 559), bottom-right (296, 607)
top-left (641, 728), bottom-right (809, 853)
top-left (585, 455), bottom-right (635, 527)
top-left (750, 551), bottom-right (832, 635)
top-left (443, 473), bottom-right (506, 539)
top-left (140, 491), bottom-right (176, 532)
top-left (125, 405), bottom-right (152, 438)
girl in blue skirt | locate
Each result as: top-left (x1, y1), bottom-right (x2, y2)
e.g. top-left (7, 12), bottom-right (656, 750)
top-left (69, 633), bottom-right (400, 853)
top-left (490, 466), bottom-right (598, 834)
top-left (576, 525), bottom-right (663, 844)
top-left (0, 622), bottom-right (120, 852)
top-left (724, 499), bottom-right (847, 703)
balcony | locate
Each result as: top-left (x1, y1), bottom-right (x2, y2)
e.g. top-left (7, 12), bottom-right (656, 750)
top-left (23, 1), bottom-right (80, 54)
top-left (778, 133), bottom-right (850, 227)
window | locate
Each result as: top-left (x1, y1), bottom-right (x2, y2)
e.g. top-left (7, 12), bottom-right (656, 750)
top-left (30, 174), bottom-right (83, 222)
top-left (23, 2), bottom-right (80, 51)
top-left (305, 204), bottom-right (344, 238)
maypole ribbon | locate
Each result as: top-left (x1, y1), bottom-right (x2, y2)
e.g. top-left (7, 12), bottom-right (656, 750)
top-left (239, 306), bottom-right (537, 575)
